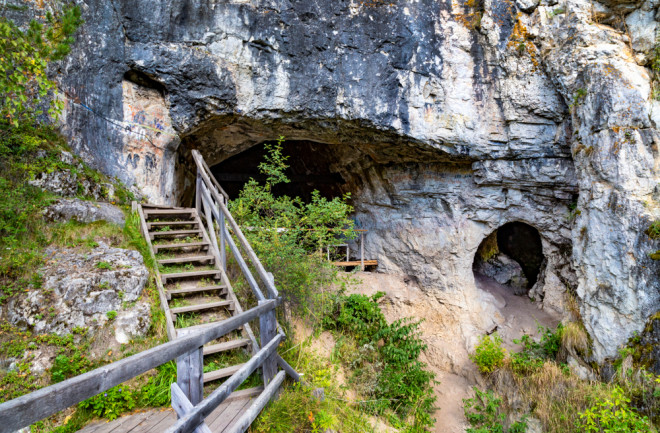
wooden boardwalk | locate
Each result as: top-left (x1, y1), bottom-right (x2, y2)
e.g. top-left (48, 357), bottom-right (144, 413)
top-left (79, 392), bottom-right (255, 433)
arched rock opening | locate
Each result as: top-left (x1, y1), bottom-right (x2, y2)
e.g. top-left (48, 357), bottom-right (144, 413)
top-left (473, 222), bottom-right (545, 295)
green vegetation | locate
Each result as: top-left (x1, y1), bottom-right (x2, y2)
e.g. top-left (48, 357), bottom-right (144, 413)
top-left (0, 5), bottom-right (82, 125)
top-left (79, 385), bottom-right (136, 421)
top-left (228, 136), bottom-right (354, 318)
top-left (577, 387), bottom-right (653, 433)
top-left (106, 310), bottom-right (117, 321)
top-left (464, 387), bottom-right (527, 433)
top-left (323, 291), bottom-right (436, 431)
top-left (254, 341), bottom-right (375, 433)
top-left (466, 326), bottom-right (660, 433)
top-left (471, 333), bottom-right (506, 374)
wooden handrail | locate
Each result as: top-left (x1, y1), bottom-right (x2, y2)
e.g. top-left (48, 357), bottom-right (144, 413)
top-left (0, 300), bottom-right (279, 433)
top-left (199, 184), bottom-right (266, 303)
top-left (166, 333), bottom-right (285, 433)
top-left (192, 150), bottom-right (278, 300)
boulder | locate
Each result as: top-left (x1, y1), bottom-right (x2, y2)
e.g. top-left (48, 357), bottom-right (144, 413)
top-left (44, 198), bottom-right (125, 227)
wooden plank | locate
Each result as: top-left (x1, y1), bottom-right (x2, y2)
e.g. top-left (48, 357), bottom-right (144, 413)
top-left (152, 229), bottom-right (202, 237)
top-left (203, 338), bottom-right (250, 356)
top-left (333, 260), bottom-right (378, 267)
top-left (259, 301), bottom-right (277, 386)
top-left (207, 398), bottom-right (248, 432)
top-left (176, 343), bottom-right (203, 406)
top-left (161, 269), bottom-right (221, 284)
top-left (170, 384), bottom-right (212, 433)
top-left (164, 333), bottom-right (284, 433)
top-left (144, 209), bottom-right (195, 217)
top-left (203, 363), bottom-right (244, 383)
top-left (125, 411), bottom-right (170, 433)
top-left (137, 205), bottom-right (177, 341)
top-left (171, 300), bottom-right (233, 315)
top-left (101, 411), bottom-right (153, 433)
top-left (153, 241), bottom-right (209, 253)
top-left (148, 220), bottom-right (198, 228)
top-left (167, 285), bottom-right (226, 297)
top-left (158, 255), bottom-right (215, 265)
top-left (0, 300), bottom-right (279, 433)
top-left (224, 371), bottom-right (286, 433)
top-left (142, 410), bottom-right (176, 433)
top-left (80, 410), bottom-right (152, 433)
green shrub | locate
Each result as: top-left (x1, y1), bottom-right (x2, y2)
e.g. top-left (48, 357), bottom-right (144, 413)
top-left (96, 261), bottom-right (112, 270)
top-left (577, 387), bottom-right (653, 433)
top-left (471, 334), bottom-right (506, 374)
top-left (228, 136), bottom-right (354, 317)
top-left (50, 352), bottom-right (92, 384)
top-left (323, 291), bottom-right (436, 430)
top-left (464, 387), bottom-right (527, 433)
top-left (79, 385), bottom-right (136, 420)
top-left (106, 310), bottom-right (117, 320)
top-left (510, 325), bottom-right (563, 374)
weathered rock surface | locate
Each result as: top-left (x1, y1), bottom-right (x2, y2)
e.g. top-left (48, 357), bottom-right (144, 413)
top-left (44, 198), bottom-right (126, 227)
top-left (26, 0), bottom-right (659, 362)
top-left (3, 243), bottom-right (149, 342)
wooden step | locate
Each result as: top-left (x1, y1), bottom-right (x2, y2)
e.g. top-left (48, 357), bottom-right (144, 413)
top-left (203, 338), bottom-right (250, 356)
top-left (157, 255), bottom-right (215, 265)
top-left (161, 269), bottom-right (221, 284)
top-left (170, 300), bottom-right (234, 315)
top-left (203, 363), bottom-right (244, 383)
top-left (151, 229), bottom-right (202, 237)
top-left (147, 220), bottom-right (198, 229)
top-left (167, 285), bottom-right (227, 299)
top-left (144, 209), bottom-right (195, 219)
top-left (153, 241), bottom-right (208, 253)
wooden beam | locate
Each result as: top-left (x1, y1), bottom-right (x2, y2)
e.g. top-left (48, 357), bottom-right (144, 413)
top-left (199, 186), bottom-right (266, 303)
top-left (223, 371), bottom-right (286, 433)
top-left (333, 260), bottom-right (378, 267)
top-left (164, 333), bottom-right (285, 433)
top-left (259, 300), bottom-right (277, 386)
top-left (136, 204), bottom-right (177, 341)
top-left (0, 300), bottom-right (279, 433)
top-left (191, 150), bottom-right (278, 300)
top-left (170, 383), bottom-right (212, 433)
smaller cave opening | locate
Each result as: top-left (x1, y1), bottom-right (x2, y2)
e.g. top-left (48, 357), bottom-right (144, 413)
top-left (472, 222), bottom-right (544, 295)
top-left (210, 140), bottom-right (352, 202)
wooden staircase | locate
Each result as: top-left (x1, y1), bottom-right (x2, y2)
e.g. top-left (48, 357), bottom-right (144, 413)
top-left (137, 204), bottom-right (261, 393)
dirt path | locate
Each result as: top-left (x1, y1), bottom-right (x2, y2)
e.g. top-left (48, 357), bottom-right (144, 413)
top-left (347, 271), bottom-right (560, 433)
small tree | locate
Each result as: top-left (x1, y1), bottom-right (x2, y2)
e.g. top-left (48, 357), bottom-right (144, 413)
top-left (228, 136), bottom-right (355, 316)
top-left (0, 4), bottom-right (82, 125)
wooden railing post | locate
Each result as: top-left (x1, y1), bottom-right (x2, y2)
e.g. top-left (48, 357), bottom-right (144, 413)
top-left (360, 232), bottom-right (365, 271)
top-left (177, 329), bottom-right (204, 406)
top-left (259, 299), bottom-right (277, 386)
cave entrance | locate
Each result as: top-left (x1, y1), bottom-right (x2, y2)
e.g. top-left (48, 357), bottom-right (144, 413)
top-left (209, 140), bottom-right (351, 202)
top-left (472, 222), bottom-right (544, 295)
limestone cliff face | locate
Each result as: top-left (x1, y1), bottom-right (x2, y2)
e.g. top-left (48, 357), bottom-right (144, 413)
top-left (51, 0), bottom-right (659, 361)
